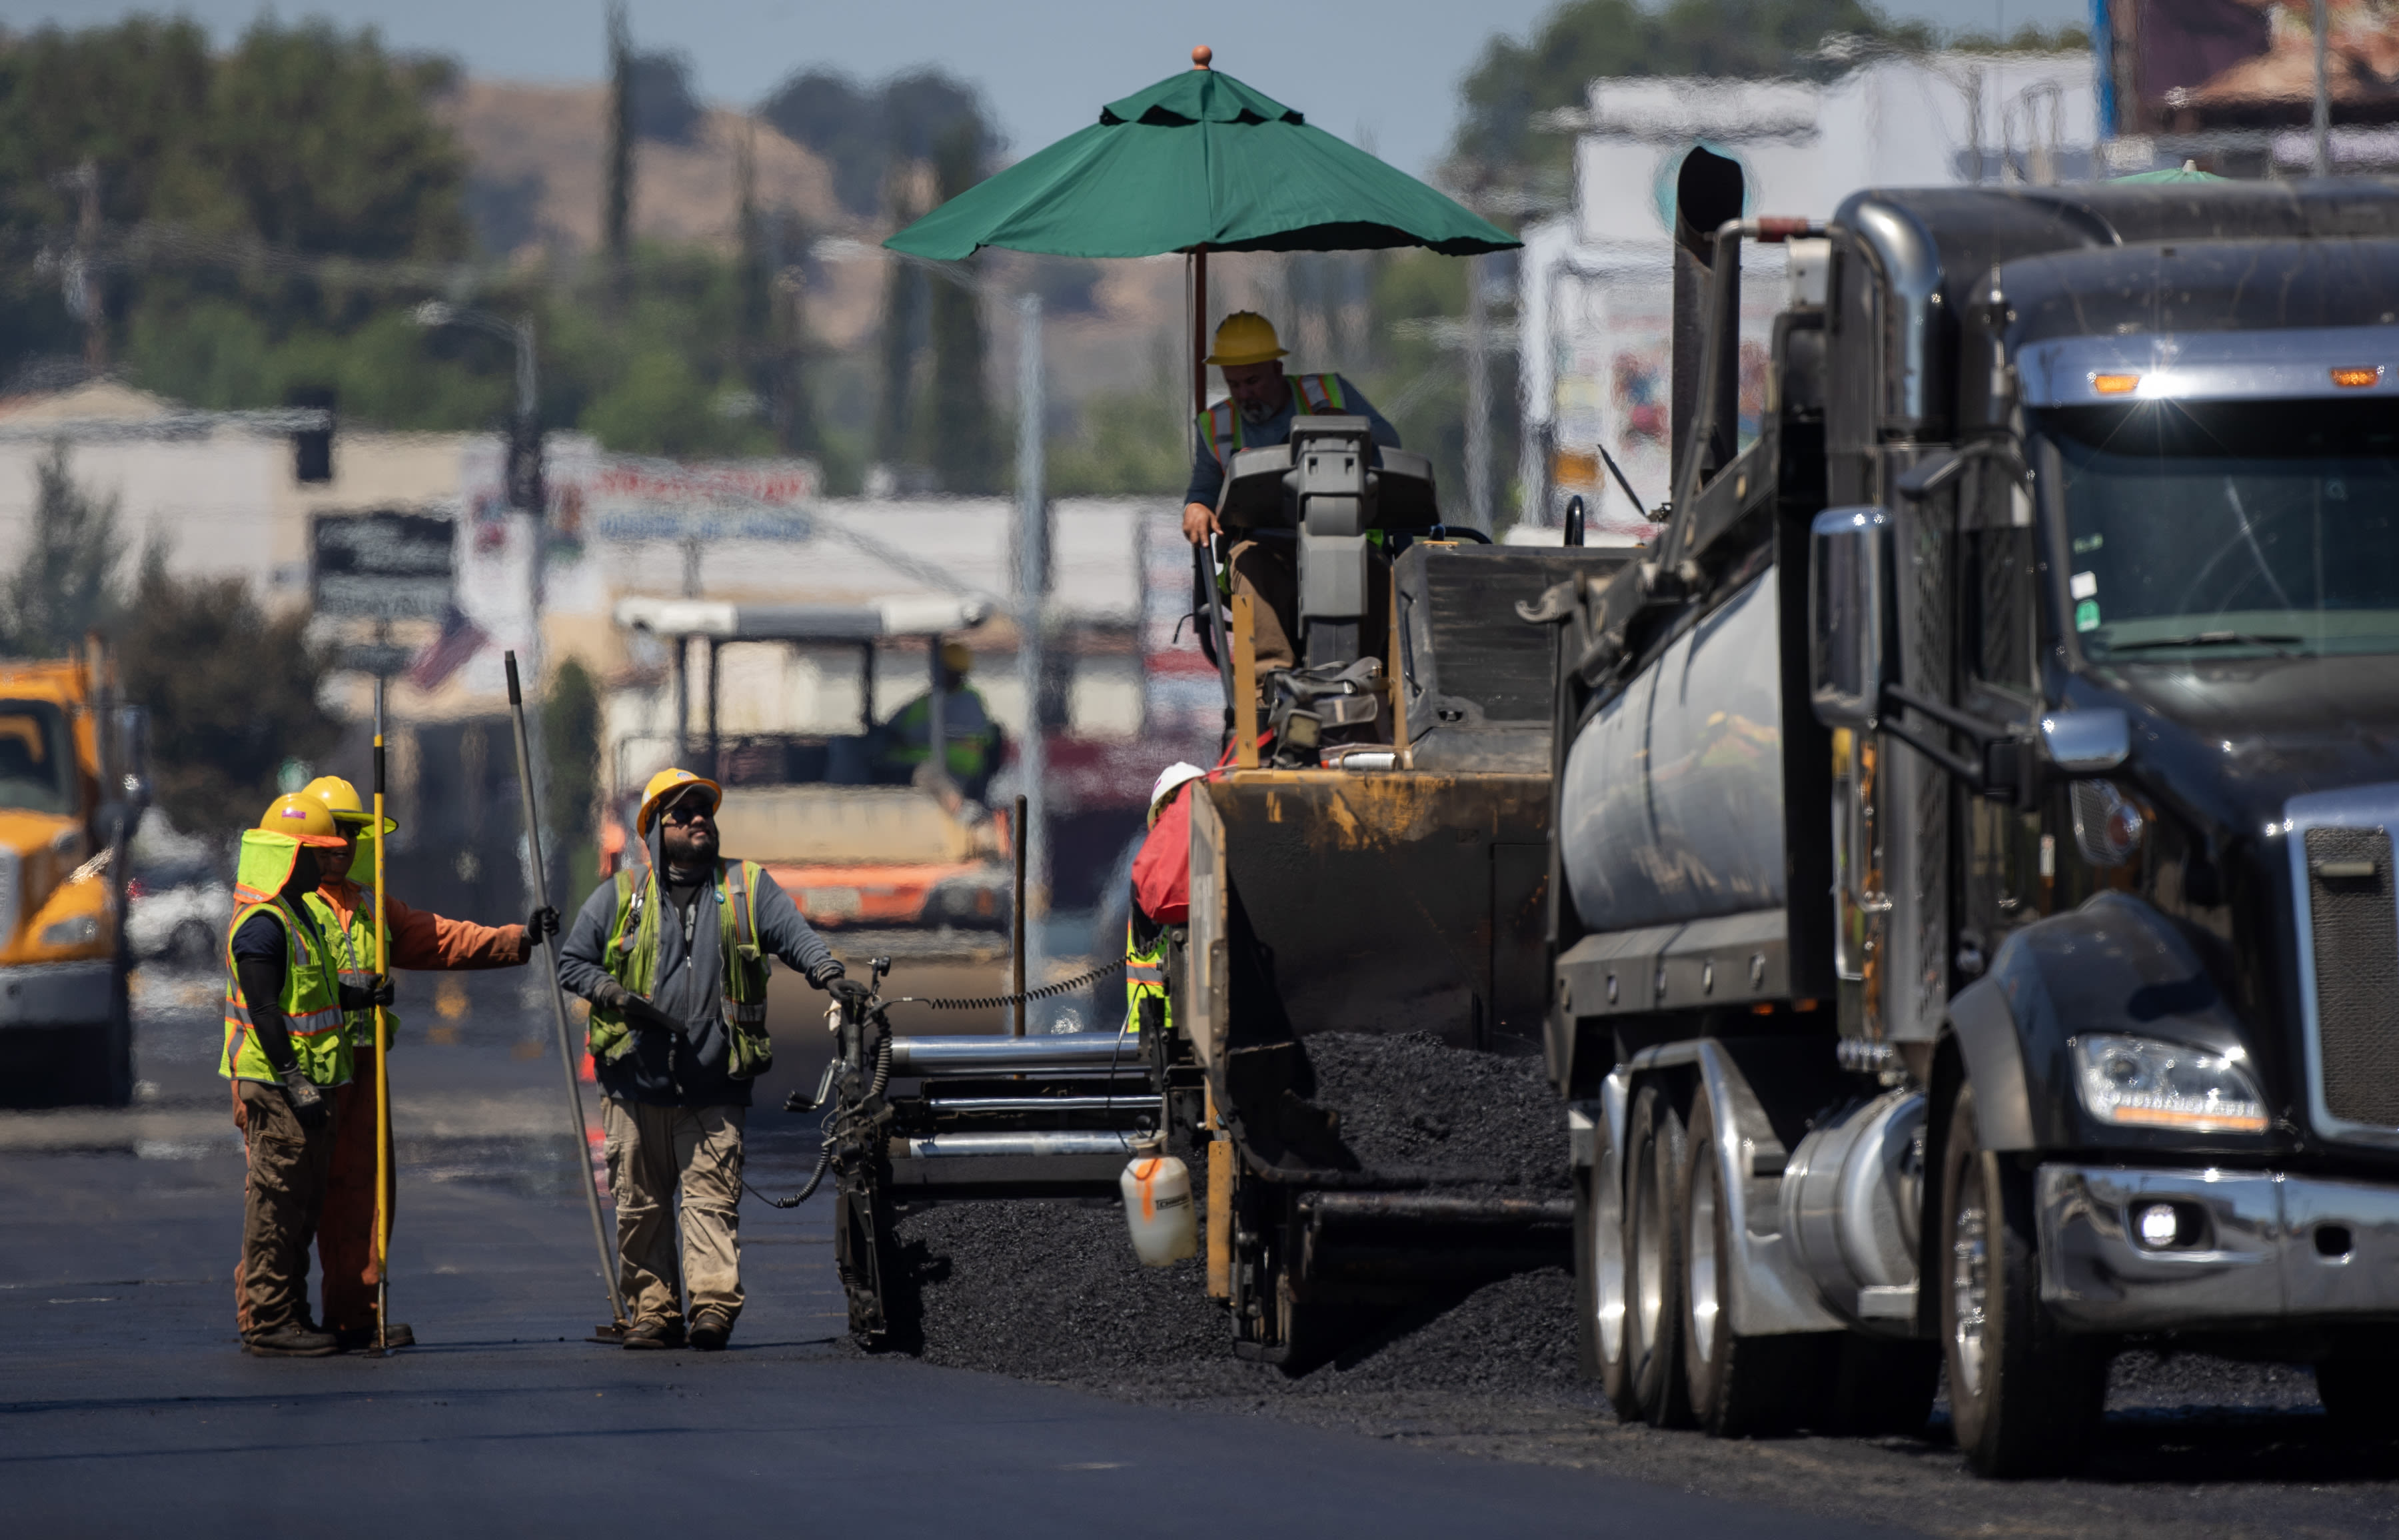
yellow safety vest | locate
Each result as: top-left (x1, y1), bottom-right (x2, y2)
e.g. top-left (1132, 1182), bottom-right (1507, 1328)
top-left (592, 860), bottom-right (774, 1079)
top-left (220, 829), bottom-right (351, 1087)
top-left (1196, 373), bottom-right (1347, 467)
top-left (304, 890), bottom-right (404, 1050)
top-left (1124, 917), bottom-right (1168, 1038)
top-left (885, 689), bottom-right (996, 780)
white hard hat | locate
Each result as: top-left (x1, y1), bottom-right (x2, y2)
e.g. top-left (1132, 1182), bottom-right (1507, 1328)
top-left (1147, 761), bottom-right (1205, 817)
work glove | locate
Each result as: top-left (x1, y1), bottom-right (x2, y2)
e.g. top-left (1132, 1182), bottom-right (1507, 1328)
top-left (522, 906), bottom-right (560, 947)
top-left (593, 978), bottom-right (682, 1034)
top-left (829, 976), bottom-right (874, 1011)
top-left (339, 975), bottom-right (395, 1011)
top-left (279, 1066), bottom-right (331, 1132)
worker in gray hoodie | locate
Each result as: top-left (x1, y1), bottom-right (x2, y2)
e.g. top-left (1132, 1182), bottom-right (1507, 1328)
top-left (556, 767), bottom-right (868, 1350)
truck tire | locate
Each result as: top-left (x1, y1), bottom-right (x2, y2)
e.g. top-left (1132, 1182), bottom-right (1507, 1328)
top-left (61, 966), bottom-right (134, 1108)
top-left (1575, 1142), bottom-right (1641, 1418)
top-left (1938, 1084), bottom-right (2106, 1475)
top-left (1679, 1086), bottom-right (1813, 1435)
top-left (2316, 1334), bottom-right (2399, 1438)
top-left (1626, 1082), bottom-right (1694, 1427)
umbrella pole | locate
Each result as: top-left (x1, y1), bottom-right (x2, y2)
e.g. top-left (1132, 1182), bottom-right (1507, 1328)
top-left (1190, 249), bottom-right (1208, 416)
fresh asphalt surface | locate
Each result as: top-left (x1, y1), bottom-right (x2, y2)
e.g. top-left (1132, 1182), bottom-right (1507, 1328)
top-left (0, 968), bottom-right (1893, 1539)
top-left (7, 966), bottom-right (2398, 1537)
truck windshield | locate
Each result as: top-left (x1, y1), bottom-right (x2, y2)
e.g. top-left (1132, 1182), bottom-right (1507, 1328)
top-left (2040, 399), bottom-right (2399, 661)
top-left (0, 700), bottom-right (73, 814)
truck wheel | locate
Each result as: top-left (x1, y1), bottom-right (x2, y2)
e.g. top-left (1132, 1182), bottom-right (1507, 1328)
top-left (1575, 1142), bottom-right (1641, 1418)
top-left (170, 920), bottom-right (215, 970)
top-left (1938, 1084), bottom-right (2106, 1475)
top-left (1626, 1083), bottom-right (1693, 1427)
top-left (1680, 1086), bottom-right (1812, 1435)
top-left (2316, 1335), bottom-right (2399, 1439)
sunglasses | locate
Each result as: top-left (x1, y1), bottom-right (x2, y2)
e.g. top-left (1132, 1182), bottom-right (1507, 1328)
top-left (660, 799), bottom-right (716, 826)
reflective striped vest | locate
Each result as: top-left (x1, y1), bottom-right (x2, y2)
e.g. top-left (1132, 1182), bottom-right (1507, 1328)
top-left (885, 688), bottom-right (996, 781)
top-left (305, 890), bottom-right (403, 1050)
top-left (1124, 918), bottom-right (1168, 1038)
top-left (1196, 373), bottom-right (1347, 467)
top-left (219, 896), bottom-right (351, 1087)
top-left (592, 860), bottom-right (774, 1079)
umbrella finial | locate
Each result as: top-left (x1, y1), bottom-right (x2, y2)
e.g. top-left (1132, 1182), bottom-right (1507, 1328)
top-left (1192, 45), bottom-right (1213, 69)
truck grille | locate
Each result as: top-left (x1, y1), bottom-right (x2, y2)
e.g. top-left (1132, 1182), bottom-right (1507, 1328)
top-left (2303, 826), bottom-right (2399, 1130)
top-left (0, 847), bottom-right (18, 950)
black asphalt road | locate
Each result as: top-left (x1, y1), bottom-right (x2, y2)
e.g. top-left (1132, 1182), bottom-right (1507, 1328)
top-left (0, 978), bottom-right (1899, 1540)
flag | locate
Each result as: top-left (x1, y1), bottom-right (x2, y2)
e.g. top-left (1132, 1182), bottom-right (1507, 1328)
top-left (408, 604), bottom-right (488, 692)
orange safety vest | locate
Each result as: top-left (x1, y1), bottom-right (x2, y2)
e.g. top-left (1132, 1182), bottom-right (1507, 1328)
top-left (1196, 373), bottom-right (1347, 467)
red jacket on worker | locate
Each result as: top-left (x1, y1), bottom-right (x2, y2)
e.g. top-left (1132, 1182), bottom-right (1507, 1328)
top-left (1132, 782), bottom-right (1198, 924)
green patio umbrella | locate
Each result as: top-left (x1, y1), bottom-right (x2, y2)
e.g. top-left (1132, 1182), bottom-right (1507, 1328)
top-left (886, 47), bottom-right (1517, 412)
top-left (2111, 160), bottom-right (2228, 183)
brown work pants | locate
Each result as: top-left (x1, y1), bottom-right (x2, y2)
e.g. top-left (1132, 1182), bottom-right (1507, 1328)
top-left (319, 1046), bottom-right (396, 1334)
top-left (601, 1100), bottom-right (746, 1329)
top-left (1227, 538), bottom-right (1394, 680)
top-left (231, 1079), bottom-right (337, 1335)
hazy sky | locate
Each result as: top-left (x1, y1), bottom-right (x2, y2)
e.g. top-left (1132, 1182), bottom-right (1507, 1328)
top-left (17, 0), bottom-right (2090, 174)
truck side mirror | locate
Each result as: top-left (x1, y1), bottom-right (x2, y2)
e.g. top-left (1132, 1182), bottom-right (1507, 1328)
top-left (113, 705), bottom-right (152, 808)
top-left (2040, 708), bottom-right (2129, 774)
top-left (1809, 506), bottom-right (1897, 730)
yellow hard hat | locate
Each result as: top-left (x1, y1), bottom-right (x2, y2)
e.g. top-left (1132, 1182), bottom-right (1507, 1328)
top-left (939, 640), bottom-right (973, 674)
top-left (253, 793), bottom-right (349, 849)
top-left (301, 774), bottom-right (398, 836)
top-left (1205, 311), bottom-right (1287, 368)
top-left (637, 767), bottom-right (722, 837)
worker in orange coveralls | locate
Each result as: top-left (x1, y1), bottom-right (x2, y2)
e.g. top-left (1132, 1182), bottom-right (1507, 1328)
top-left (293, 775), bottom-right (558, 1351)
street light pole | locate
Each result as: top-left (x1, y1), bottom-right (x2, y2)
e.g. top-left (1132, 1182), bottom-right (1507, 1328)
top-left (1014, 292), bottom-right (1049, 1020)
top-left (412, 300), bottom-right (554, 907)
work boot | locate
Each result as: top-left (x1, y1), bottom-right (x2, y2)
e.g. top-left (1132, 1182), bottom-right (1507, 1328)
top-left (621, 1317), bottom-right (685, 1351)
top-left (243, 1323), bottom-right (340, 1357)
top-left (688, 1309), bottom-right (733, 1352)
top-left (334, 1323), bottom-right (414, 1351)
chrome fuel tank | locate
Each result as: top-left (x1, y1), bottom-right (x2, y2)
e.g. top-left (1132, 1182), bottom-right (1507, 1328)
top-left (1557, 569), bottom-right (1786, 934)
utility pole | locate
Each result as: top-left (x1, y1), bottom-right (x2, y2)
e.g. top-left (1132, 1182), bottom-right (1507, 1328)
top-left (67, 160), bottom-right (103, 373)
top-left (605, 1), bottom-right (634, 279)
top-left (1014, 293), bottom-right (1049, 1012)
top-left (2313, 0), bottom-right (2334, 179)
top-left (1465, 250), bottom-right (1492, 532)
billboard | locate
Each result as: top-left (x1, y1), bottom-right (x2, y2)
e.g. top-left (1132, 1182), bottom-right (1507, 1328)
top-left (2108, 0), bottom-right (2399, 132)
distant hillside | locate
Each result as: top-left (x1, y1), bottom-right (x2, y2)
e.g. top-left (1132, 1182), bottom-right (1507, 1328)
top-left (442, 79), bottom-right (855, 259)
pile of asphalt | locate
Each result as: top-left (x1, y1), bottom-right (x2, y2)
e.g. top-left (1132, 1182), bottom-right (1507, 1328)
top-left (1302, 1031), bottom-right (1568, 1187)
top-left (891, 1195), bottom-right (1585, 1409)
top-left (888, 1031), bottom-right (1575, 1400)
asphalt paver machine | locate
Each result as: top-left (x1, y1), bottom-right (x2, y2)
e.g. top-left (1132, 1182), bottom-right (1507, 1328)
top-left (809, 436), bottom-right (1633, 1359)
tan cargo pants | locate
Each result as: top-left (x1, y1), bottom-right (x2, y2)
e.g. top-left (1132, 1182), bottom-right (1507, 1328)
top-left (600, 1100), bottom-right (745, 1328)
top-left (231, 1079), bottom-right (337, 1335)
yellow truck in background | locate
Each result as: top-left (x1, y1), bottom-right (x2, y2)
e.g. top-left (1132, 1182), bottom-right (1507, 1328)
top-left (0, 648), bottom-right (148, 1107)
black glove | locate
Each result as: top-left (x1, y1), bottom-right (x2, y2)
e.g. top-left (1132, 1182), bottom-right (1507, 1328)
top-left (279, 1067), bottom-right (330, 1131)
top-left (523, 906), bottom-right (560, 947)
top-left (338, 975), bottom-right (396, 1010)
top-left (593, 978), bottom-right (680, 1034)
top-left (828, 976), bottom-right (873, 1010)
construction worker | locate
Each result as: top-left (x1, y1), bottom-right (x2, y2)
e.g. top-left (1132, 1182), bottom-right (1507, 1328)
top-left (1124, 762), bottom-right (1205, 1036)
top-left (221, 794), bottom-right (378, 1357)
top-left (1180, 312), bottom-right (1402, 672)
top-left (876, 640), bottom-right (1004, 803)
top-left (296, 775), bottom-right (559, 1352)
top-left (555, 767), bottom-right (867, 1351)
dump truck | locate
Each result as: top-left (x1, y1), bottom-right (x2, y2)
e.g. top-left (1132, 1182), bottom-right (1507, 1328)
top-left (0, 644), bottom-right (149, 1106)
top-left (1541, 151), bottom-right (2399, 1475)
top-left (806, 428), bottom-right (1634, 1359)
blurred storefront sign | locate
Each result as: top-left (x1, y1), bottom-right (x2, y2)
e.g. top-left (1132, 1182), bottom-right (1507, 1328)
top-left (311, 509), bottom-right (454, 618)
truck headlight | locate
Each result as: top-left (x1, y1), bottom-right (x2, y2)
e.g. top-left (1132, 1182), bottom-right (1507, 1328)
top-left (39, 914), bottom-right (100, 948)
top-left (2072, 1033), bottom-right (2267, 1134)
